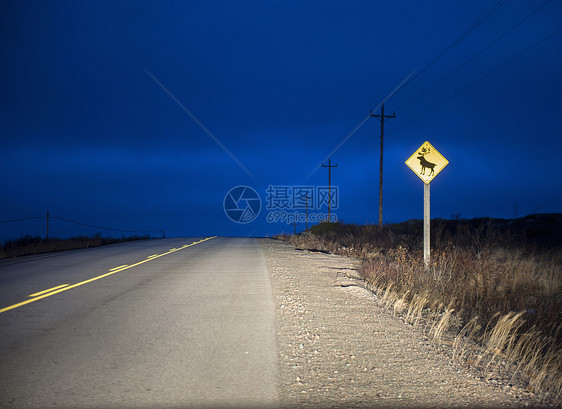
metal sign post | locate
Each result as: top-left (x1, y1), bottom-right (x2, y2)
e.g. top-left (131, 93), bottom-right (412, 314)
top-left (405, 141), bottom-right (449, 267)
top-left (424, 183), bottom-right (430, 266)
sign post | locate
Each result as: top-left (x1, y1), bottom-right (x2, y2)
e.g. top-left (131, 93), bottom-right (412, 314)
top-left (405, 141), bottom-right (449, 267)
top-left (424, 183), bottom-right (430, 266)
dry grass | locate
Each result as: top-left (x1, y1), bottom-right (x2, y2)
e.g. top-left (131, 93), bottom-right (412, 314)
top-left (277, 215), bottom-right (562, 403)
top-left (0, 234), bottom-right (151, 259)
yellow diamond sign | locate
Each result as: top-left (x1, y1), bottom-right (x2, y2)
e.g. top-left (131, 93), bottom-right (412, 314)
top-left (405, 141), bottom-right (449, 184)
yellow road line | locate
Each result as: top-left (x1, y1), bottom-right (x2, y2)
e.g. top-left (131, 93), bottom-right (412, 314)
top-left (29, 284), bottom-right (69, 298)
top-left (109, 265), bottom-right (128, 272)
top-left (147, 254), bottom-right (160, 259)
top-left (0, 236), bottom-right (217, 315)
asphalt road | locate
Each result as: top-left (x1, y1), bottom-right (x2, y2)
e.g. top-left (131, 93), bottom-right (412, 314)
top-left (0, 237), bottom-right (278, 408)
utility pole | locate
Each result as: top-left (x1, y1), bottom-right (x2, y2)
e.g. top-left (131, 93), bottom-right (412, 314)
top-left (321, 157), bottom-right (338, 222)
top-left (304, 195), bottom-right (311, 230)
top-left (46, 210), bottom-right (50, 240)
top-left (292, 221), bottom-right (298, 234)
top-left (370, 102), bottom-right (396, 227)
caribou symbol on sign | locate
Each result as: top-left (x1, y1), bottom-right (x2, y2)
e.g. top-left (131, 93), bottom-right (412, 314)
top-left (417, 146), bottom-right (436, 176)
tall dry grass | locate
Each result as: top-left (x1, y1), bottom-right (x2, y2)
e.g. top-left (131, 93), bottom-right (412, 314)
top-left (278, 215), bottom-right (562, 403)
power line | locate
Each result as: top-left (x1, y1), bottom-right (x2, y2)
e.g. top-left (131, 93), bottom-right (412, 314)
top-left (396, 0), bottom-right (555, 111)
top-left (394, 0), bottom-right (509, 100)
top-left (319, 0), bottom-right (508, 171)
top-left (306, 69), bottom-right (416, 180)
top-left (306, 114), bottom-right (370, 180)
top-left (0, 216), bottom-right (43, 223)
top-left (309, 2), bottom-right (507, 180)
top-left (339, 24), bottom-right (562, 166)
top-left (144, 69), bottom-right (257, 181)
top-left (1, 213), bottom-right (161, 235)
top-left (52, 216), bottom-right (161, 234)
top-left (394, 26), bottom-right (562, 131)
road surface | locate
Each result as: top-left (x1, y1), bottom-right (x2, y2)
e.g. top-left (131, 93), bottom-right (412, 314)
top-left (0, 237), bottom-right (548, 408)
top-left (0, 237), bottom-right (277, 408)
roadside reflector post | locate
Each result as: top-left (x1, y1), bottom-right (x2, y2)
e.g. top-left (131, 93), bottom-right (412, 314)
top-left (405, 141), bottom-right (449, 270)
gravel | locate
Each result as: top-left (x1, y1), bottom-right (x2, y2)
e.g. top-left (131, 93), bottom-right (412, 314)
top-left (259, 238), bottom-right (554, 409)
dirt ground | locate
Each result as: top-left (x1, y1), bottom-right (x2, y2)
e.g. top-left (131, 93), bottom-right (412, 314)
top-left (259, 238), bottom-right (554, 409)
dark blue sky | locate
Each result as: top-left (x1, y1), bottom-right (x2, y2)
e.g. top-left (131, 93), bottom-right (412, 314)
top-left (1, 0), bottom-right (561, 240)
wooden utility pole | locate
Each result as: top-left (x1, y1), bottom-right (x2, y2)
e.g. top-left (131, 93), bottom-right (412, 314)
top-left (370, 103), bottom-right (395, 227)
top-left (304, 196), bottom-right (311, 230)
top-left (292, 221), bottom-right (298, 234)
top-left (321, 157), bottom-right (338, 222)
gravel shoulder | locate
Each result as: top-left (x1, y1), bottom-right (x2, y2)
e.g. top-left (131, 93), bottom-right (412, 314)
top-left (259, 238), bottom-right (551, 409)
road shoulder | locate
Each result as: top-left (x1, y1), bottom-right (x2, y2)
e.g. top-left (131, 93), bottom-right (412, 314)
top-left (259, 238), bottom-right (546, 408)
